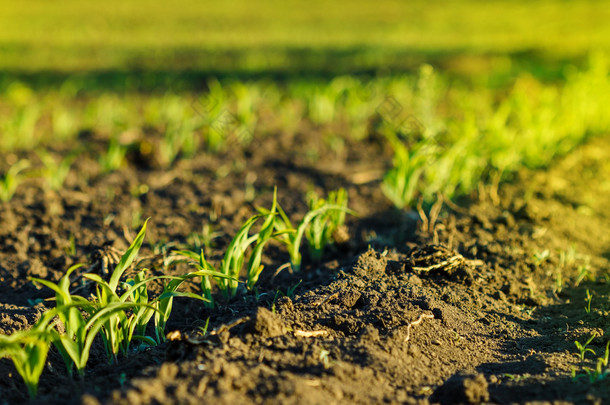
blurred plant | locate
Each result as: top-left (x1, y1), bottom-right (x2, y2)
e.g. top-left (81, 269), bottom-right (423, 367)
top-left (575, 334), bottom-right (597, 361)
top-left (381, 133), bottom-right (429, 209)
top-left (584, 289), bottom-right (593, 314)
top-left (305, 188), bottom-right (351, 262)
top-left (99, 138), bottom-right (128, 173)
top-left (0, 159), bottom-right (30, 202)
top-left (187, 224), bottom-right (221, 251)
top-left (37, 150), bottom-right (75, 190)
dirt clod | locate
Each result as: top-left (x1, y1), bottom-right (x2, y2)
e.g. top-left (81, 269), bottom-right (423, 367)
top-left (250, 307), bottom-right (287, 338)
top-left (431, 372), bottom-right (490, 404)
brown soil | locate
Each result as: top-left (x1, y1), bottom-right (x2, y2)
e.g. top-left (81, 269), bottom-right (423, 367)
top-left (1, 130), bottom-right (609, 405)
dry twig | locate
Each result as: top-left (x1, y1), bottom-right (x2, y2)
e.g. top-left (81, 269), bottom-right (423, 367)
top-left (404, 313), bottom-right (435, 343)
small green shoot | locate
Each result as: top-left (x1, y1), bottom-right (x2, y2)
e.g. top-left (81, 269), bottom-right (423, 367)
top-left (0, 315), bottom-right (54, 398)
top-left (187, 224), bottom-right (221, 251)
top-left (0, 159), bottom-right (30, 202)
top-left (575, 334), bottom-right (597, 361)
top-left (198, 317), bottom-right (211, 336)
top-left (37, 150), bottom-right (75, 191)
top-left (99, 138), bottom-right (127, 173)
top-left (246, 189), bottom-right (279, 290)
top-left (381, 134), bottom-right (428, 209)
top-left (286, 280), bottom-right (302, 298)
top-left (81, 219), bottom-right (168, 361)
top-left (585, 289), bottom-right (593, 314)
top-left (305, 188), bottom-right (351, 262)
top-left (272, 190), bottom-right (354, 271)
top-left (572, 342), bottom-right (610, 383)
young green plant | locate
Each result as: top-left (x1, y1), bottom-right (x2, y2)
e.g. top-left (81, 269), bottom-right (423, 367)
top-left (37, 150), bottom-right (75, 191)
top-left (575, 334), bottom-right (597, 361)
top-left (305, 188), bottom-right (351, 262)
top-left (81, 219), bottom-right (164, 361)
top-left (178, 190), bottom-right (282, 298)
top-left (381, 133), bottom-right (429, 210)
top-left (0, 312), bottom-right (55, 398)
top-left (0, 159), bottom-right (30, 202)
top-left (272, 189), bottom-right (353, 271)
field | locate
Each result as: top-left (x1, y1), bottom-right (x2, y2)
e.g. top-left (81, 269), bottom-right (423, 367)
top-left (1, 1), bottom-right (610, 404)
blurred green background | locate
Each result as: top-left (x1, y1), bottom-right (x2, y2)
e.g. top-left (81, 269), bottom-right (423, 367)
top-left (1, 0), bottom-right (608, 74)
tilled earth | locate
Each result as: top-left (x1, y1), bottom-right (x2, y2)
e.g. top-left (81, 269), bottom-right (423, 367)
top-left (1, 132), bottom-right (609, 405)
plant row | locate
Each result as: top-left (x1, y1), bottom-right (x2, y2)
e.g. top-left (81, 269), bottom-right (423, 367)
top-left (2, 54), bottom-right (609, 209)
top-left (0, 187), bottom-right (351, 398)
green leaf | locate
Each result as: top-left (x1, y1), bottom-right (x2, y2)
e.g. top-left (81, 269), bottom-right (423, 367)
top-left (109, 218), bottom-right (149, 292)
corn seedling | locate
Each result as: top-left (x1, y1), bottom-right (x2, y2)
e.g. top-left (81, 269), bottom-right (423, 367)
top-left (152, 278), bottom-right (209, 341)
top-left (0, 312), bottom-right (55, 398)
top-left (121, 269), bottom-right (210, 344)
top-left (585, 289), bottom-right (593, 314)
top-left (575, 260), bottom-right (592, 286)
top-left (174, 249), bottom-right (239, 307)
top-left (305, 188), bottom-right (351, 262)
top-left (270, 189), bottom-right (353, 271)
top-left (246, 190), bottom-right (280, 290)
top-left (0, 159), bottom-right (30, 202)
top-left (99, 138), bottom-right (127, 173)
top-left (80, 219), bottom-right (167, 361)
top-left (176, 190), bottom-right (283, 298)
top-left (37, 150), bottom-right (75, 190)
top-left (215, 215), bottom-right (259, 297)
top-left (212, 192), bottom-right (285, 297)
top-left (381, 133), bottom-right (429, 209)
top-left (187, 223), bottom-right (221, 251)
top-left (31, 264), bottom-right (95, 377)
top-left (286, 280), bottom-right (302, 298)
top-left (572, 342), bottom-right (610, 383)
top-left (532, 249), bottom-right (550, 267)
top-left (32, 264), bottom-right (154, 377)
top-left (575, 334), bottom-right (597, 361)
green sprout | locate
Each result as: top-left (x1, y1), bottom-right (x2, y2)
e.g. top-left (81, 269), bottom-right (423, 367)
top-left (37, 150), bottom-right (75, 191)
top-left (31, 263), bottom-right (102, 378)
top-left (81, 219), bottom-right (165, 361)
top-left (381, 134), bottom-right (428, 210)
top-left (575, 334), bottom-right (597, 361)
top-left (572, 341), bottom-right (610, 383)
top-left (585, 289), bottom-right (593, 314)
top-left (99, 138), bottom-right (128, 173)
top-left (0, 314), bottom-right (54, 398)
top-left (271, 189), bottom-right (353, 271)
top-left (177, 189), bottom-right (285, 299)
top-left (305, 188), bottom-right (351, 262)
top-left (0, 159), bottom-right (30, 202)
top-left (174, 248), bottom-right (239, 308)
